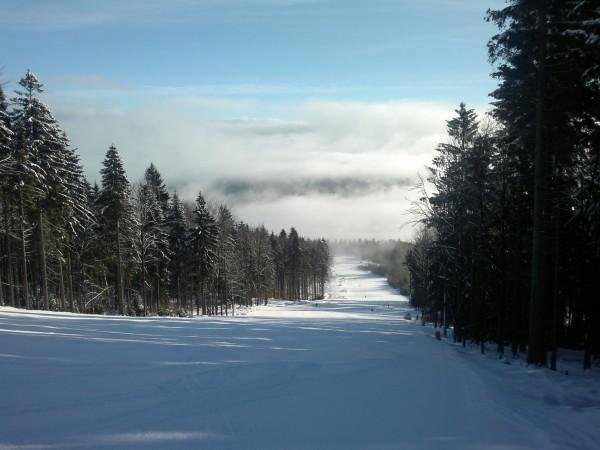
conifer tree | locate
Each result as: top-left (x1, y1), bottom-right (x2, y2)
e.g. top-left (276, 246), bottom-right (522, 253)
top-left (0, 69), bottom-right (331, 319)
top-left (187, 192), bottom-right (218, 315)
top-left (10, 70), bottom-right (62, 309)
top-left (216, 205), bottom-right (236, 314)
top-left (136, 164), bottom-right (171, 313)
top-left (97, 145), bottom-right (133, 314)
top-left (286, 228), bottom-right (301, 300)
top-left (166, 192), bottom-right (188, 310)
top-left (144, 163), bottom-right (170, 216)
top-left (0, 85), bottom-right (15, 307)
top-left (488, 0), bottom-right (600, 365)
top-left (270, 232), bottom-right (285, 299)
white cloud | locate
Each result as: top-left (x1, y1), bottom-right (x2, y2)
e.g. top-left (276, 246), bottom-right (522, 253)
top-left (233, 190), bottom-right (420, 241)
top-left (50, 90), bottom-right (455, 239)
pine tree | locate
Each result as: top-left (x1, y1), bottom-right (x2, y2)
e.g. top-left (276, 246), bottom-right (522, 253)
top-left (487, 0), bottom-right (600, 365)
top-left (75, 181), bottom-right (105, 313)
top-left (187, 192), bottom-right (218, 315)
top-left (286, 228), bottom-right (301, 300)
top-left (136, 164), bottom-right (171, 313)
top-left (97, 145), bottom-right (133, 314)
top-left (405, 0), bottom-right (600, 369)
top-left (144, 163), bottom-right (170, 216)
top-left (315, 238), bottom-right (330, 299)
top-left (216, 205), bottom-right (237, 314)
top-left (133, 183), bottom-right (161, 314)
top-left (0, 84), bottom-right (15, 307)
top-left (10, 70), bottom-right (64, 309)
top-left (254, 226), bottom-right (274, 305)
top-left (270, 232), bottom-right (285, 299)
top-left (277, 229), bottom-right (288, 298)
top-left (0, 71), bottom-right (332, 320)
top-left (166, 192), bottom-right (188, 310)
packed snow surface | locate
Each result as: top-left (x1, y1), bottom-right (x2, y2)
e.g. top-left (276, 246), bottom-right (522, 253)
top-left (1, 256), bottom-right (599, 450)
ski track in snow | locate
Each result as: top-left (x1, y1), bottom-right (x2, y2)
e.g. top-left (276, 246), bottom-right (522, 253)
top-left (1, 255), bottom-right (599, 450)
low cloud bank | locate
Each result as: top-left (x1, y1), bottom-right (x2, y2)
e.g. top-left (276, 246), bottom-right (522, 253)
top-left (49, 89), bottom-right (452, 238)
top-left (210, 176), bottom-right (413, 203)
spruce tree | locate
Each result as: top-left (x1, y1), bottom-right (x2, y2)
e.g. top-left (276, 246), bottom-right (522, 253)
top-left (216, 205), bottom-right (236, 314)
top-left (166, 192), bottom-right (188, 310)
top-left (187, 192), bottom-right (218, 315)
top-left (0, 85), bottom-right (14, 307)
top-left (97, 145), bottom-right (133, 314)
top-left (144, 163), bottom-right (170, 216)
top-left (270, 232), bottom-right (285, 299)
top-left (10, 70), bottom-right (63, 309)
top-left (287, 228), bottom-right (301, 300)
top-left (132, 167), bottom-right (171, 314)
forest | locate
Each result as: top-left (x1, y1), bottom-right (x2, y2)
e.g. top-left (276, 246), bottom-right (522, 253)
top-left (405, 1), bottom-right (599, 369)
top-left (0, 72), bottom-right (331, 316)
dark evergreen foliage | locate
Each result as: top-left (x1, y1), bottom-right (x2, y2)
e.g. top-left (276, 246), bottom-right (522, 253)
top-left (406, 0), bottom-right (600, 369)
top-left (0, 71), bottom-right (331, 317)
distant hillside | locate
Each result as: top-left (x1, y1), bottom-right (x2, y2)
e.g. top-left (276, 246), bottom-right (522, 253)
top-left (330, 239), bottom-right (412, 295)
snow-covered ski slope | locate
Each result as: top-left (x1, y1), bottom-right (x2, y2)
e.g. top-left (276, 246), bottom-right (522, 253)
top-left (1, 256), bottom-right (599, 450)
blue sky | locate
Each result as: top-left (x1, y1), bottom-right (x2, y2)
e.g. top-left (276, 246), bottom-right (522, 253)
top-left (2, 0), bottom-right (502, 104)
top-left (1, 0), bottom-right (505, 239)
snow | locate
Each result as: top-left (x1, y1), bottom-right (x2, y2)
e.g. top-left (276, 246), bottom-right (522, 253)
top-left (1, 255), bottom-right (599, 450)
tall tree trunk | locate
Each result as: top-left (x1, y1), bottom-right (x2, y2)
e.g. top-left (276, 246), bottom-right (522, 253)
top-left (550, 206), bottom-right (560, 371)
top-left (231, 277), bottom-right (235, 317)
top-left (497, 180), bottom-right (507, 356)
top-left (67, 251), bottom-right (74, 312)
top-left (528, 2), bottom-right (548, 366)
top-left (59, 259), bottom-right (66, 310)
top-left (583, 320), bottom-right (592, 370)
top-left (18, 188), bottom-right (29, 309)
top-left (0, 258), bottom-right (4, 306)
top-left (155, 262), bottom-right (160, 312)
top-left (140, 231), bottom-right (146, 315)
top-left (38, 209), bottom-right (50, 310)
top-left (224, 271), bottom-right (228, 316)
top-left (141, 260), bottom-right (146, 315)
top-left (4, 199), bottom-right (15, 307)
top-left (116, 220), bottom-right (125, 315)
top-left (176, 274), bottom-right (181, 310)
top-left (201, 277), bottom-right (206, 315)
top-left (6, 240), bottom-right (15, 308)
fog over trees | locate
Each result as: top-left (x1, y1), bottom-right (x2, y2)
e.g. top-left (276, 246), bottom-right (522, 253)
top-left (0, 71), bottom-right (330, 316)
